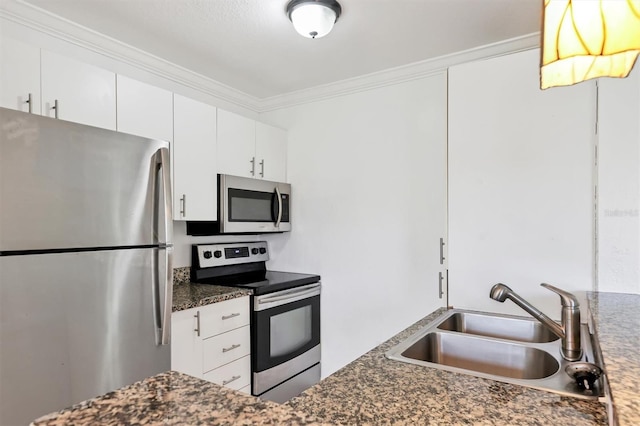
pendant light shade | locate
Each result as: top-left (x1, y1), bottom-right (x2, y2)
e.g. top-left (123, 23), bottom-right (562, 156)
top-left (286, 0), bottom-right (342, 39)
top-left (541, 0), bottom-right (640, 89)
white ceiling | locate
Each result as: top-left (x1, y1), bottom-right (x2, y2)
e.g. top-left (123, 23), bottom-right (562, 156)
top-left (22, 0), bottom-right (542, 99)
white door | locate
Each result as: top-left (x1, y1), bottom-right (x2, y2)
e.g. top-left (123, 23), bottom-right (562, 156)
top-left (116, 75), bottom-right (173, 142)
top-left (41, 50), bottom-right (116, 130)
top-left (217, 109), bottom-right (256, 178)
top-left (0, 37), bottom-right (41, 114)
top-left (448, 49), bottom-right (596, 319)
top-left (256, 122), bottom-right (287, 182)
top-left (173, 94), bottom-right (217, 221)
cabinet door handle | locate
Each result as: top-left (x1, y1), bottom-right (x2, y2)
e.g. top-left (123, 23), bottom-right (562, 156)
top-left (51, 99), bottom-right (59, 119)
top-left (259, 159), bottom-right (264, 178)
top-left (194, 311), bottom-right (200, 337)
top-left (25, 93), bottom-right (33, 114)
top-left (250, 157), bottom-right (256, 176)
top-left (222, 375), bottom-right (241, 386)
top-left (438, 272), bottom-right (444, 299)
top-left (180, 194), bottom-right (186, 217)
top-left (221, 312), bottom-right (240, 320)
top-left (439, 238), bottom-right (446, 265)
top-left (222, 343), bottom-right (241, 353)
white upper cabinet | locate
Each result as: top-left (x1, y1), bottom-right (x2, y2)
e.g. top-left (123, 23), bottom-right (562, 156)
top-left (255, 122), bottom-right (287, 182)
top-left (0, 37), bottom-right (41, 114)
top-left (218, 109), bottom-right (287, 181)
top-left (116, 75), bottom-right (173, 142)
top-left (173, 94), bottom-right (217, 221)
top-left (41, 50), bottom-right (116, 130)
top-left (217, 109), bottom-right (256, 178)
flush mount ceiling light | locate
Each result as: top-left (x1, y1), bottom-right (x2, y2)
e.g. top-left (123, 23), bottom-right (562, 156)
top-left (286, 0), bottom-right (342, 39)
top-left (540, 0), bottom-right (640, 89)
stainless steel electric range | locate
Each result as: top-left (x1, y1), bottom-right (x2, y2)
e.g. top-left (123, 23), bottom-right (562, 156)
top-left (191, 241), bottom-right (321, 403)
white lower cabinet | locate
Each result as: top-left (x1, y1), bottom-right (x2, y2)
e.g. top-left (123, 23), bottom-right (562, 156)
top-left (202, 325), bottom-right (250, 373)
top-left (202, 355), bottom-right (251, 391)
top-left (171, 296), bottom-right (251, 392)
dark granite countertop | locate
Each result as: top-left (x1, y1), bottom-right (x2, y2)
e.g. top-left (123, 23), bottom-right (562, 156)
top-left (31, 371), bottom-right (323, 425)
top-left (587, 292), bottom-right (640, 425)
top-left (285, 307), bottom-right (608, 426)
top-left (33, 291), bottom-right (637, 425)
top-left (172, 283), bottom-right (251, 312)
top-left (172, 266), bottom-right (252, 312)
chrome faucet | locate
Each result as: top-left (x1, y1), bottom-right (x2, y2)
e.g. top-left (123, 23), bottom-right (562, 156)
top-left (490, 283), bottom-right (582, 361)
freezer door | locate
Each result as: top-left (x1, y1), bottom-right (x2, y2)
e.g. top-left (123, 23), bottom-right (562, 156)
top-left (0, 247), bottom-right (172, 425)
top-left (0, 107), bottom-right (172, 251)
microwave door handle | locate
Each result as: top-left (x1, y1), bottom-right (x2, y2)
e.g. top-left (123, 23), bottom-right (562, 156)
top-left (275, 186), bottom-right (283, 227)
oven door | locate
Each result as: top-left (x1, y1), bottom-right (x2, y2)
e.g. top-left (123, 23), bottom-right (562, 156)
top-left (220, 174), bottom-right (291, 234)
top-left (252, 283), bottom-right (321, 395)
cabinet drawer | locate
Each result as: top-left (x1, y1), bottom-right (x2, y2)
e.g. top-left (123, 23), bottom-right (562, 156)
top-left (200, 296), bottom-right (249, 338)
top-left (202, 325), bottom-right (250, 373)
top-left (238, 385), bottom-right (251, 395)
top-left (202, 355), bottom-right (251, 391)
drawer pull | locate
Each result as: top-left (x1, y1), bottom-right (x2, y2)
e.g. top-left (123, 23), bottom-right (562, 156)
top-left (222, 375), bottom-right (241, 386)
top-left (222, 343), bottom-right (241, 353)
top-left (222, 313), bottom-right (240, 320)
top-left (194, 311), bottom-right (201, 337)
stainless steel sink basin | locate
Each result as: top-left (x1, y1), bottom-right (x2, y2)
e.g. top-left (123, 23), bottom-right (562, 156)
top-left (436, 311), bottom-right (559, 343)
top-left (402, 331), bottom-right (559, 379)
top-left (386, 309), bottom-right (605, 400)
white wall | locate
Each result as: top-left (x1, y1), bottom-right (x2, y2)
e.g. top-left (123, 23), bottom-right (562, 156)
top-left (597, 67), bottom-right (640, 294)
top-left (261, 74), bottom-right (448, 377)
top-left (448, 49), bottom-right (596, 319)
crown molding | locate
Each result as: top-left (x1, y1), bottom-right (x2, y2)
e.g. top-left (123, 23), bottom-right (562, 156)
top-left (0, 0), bottom-right (262, 112)
top-left (1, 1), bottom-right (540, 114)
top-left (257, 33), bottom-right (541, 112)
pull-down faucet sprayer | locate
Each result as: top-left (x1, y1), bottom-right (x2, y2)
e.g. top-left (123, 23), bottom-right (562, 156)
top-left (490, 283), bottom-right (582, 361)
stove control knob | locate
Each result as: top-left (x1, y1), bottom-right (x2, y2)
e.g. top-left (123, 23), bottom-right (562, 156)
top-left (203, 251), bottom-right (212, 259)
top-left (251, 248), bottom-right (259, 255)
top-left (259, 247), bottom-right (267, 254)
top-left (214, 250), bottom-right (222, 258)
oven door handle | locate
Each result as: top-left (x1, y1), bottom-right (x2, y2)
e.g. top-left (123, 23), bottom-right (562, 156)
top-left (255, 283), bottom-right (321, 311)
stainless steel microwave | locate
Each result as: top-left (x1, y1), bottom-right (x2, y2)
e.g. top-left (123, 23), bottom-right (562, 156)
top-left (186, 174), bottom-right (291, 235)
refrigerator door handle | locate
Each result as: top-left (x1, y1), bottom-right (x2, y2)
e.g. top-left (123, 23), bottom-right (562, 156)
top-left (152, 247), bottom-right (173, 346)
top-left (158, 147), bottom-right (173, 244)
top-left (161, 247), bottom-right (173, 345)
top-left (156, 146), bottom-right (173, 345)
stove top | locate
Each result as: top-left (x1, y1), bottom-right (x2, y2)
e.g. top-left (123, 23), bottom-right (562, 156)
top-left (195, 270), bottom-right (321, 295)
top-left (191, 242), bottom-right (320, 295)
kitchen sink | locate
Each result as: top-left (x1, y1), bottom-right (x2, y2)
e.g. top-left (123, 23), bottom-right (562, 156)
top-left (386, 309), bottom-right (605, 400)
top-left (436, 311), bottom-right (559, 343)
top-left (401, 331), bottom-right (559, 379)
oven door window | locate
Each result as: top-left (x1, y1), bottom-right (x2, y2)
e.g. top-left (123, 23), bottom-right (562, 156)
top-left (270, 305), bottom-right (312, 357)
top-left (228, 188), bottom-right (276, 223)
top-left (253, 295), bottom-right (320, 372)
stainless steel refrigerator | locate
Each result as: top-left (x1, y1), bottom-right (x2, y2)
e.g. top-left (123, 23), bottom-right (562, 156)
top-left (0, 107), bottom-right (173, 425)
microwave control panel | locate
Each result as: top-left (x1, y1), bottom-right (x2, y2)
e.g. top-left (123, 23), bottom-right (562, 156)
top-left (195, 241), bottom-right (269, 268)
